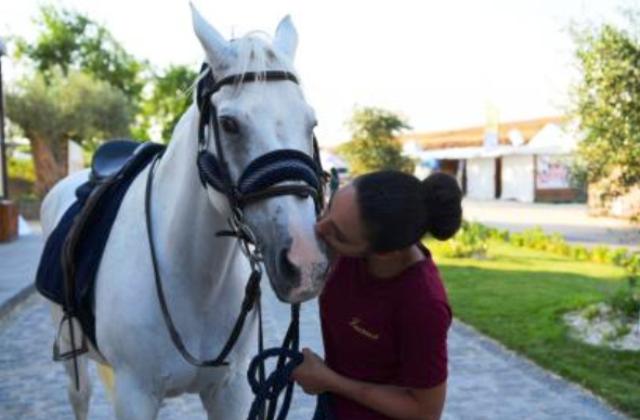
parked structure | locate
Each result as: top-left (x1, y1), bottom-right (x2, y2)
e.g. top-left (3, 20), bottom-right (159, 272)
top-left (399, 117), bottom-right (584, 203)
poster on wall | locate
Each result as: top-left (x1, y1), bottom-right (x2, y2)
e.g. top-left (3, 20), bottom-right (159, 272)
top-left (536, 155), bottom-right (572, 189)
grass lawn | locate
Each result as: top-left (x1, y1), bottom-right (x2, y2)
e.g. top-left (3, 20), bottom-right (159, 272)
top-left (427, 240), bottom-right (640, 418)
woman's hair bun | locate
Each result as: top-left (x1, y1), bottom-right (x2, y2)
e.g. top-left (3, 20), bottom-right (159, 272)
top-left (421, 172), bottom-right (463, 240)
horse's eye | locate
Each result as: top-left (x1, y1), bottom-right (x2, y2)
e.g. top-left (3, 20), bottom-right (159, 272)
top-left (220, 116), bottom-right (239, 134)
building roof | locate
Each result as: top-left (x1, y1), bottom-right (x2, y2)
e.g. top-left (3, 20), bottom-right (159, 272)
top-left (415, 121), bottom-right (577, 161)
top-left (397, 116), bottom-right (566, 150)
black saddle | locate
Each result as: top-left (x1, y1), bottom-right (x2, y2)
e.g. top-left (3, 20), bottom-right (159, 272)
top-left (36, 139), bottom-right (166, 353)
top-left (91, 139), bottom-right (143, 182)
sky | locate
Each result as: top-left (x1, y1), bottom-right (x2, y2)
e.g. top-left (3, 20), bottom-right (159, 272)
top-left (0, 0), bottom-right (633, 146)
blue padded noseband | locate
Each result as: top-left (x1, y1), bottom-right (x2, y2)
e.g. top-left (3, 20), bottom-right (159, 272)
top-left (195, 64), bottom-right (326, 211)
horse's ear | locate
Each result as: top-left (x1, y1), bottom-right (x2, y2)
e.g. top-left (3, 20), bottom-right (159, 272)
top-left (190, 3), bottom-right (235, 70)
top-left (274, 15), bottom-right (298, 62)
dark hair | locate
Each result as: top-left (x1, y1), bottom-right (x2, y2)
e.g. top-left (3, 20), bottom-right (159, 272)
top-left (354, 170), bottom-right (462, 252)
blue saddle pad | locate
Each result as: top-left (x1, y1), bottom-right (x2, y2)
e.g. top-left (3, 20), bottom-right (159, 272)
top-left (35, 142), bottom-right (165, 349)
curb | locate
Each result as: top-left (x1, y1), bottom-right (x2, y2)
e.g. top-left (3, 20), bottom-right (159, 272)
top-left (0, 284), bottom-right (36, 321)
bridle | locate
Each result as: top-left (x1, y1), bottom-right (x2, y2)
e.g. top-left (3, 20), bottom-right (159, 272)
top-left (195, 66), bottom-right (325, 213)
top-left (145, 63), bottom-right (328, 419)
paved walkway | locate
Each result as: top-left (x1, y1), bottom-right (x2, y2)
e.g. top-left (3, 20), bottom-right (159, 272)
top-left (0, 234), bottom-right (629, 419)
top-left (0, 234), bottom-right (43, 319)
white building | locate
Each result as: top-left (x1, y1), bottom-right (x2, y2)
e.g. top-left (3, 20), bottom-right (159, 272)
top-left (399, 117), bottom-right (583, 203)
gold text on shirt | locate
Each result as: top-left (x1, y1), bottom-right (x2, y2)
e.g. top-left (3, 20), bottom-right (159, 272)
top-left (349, 317), bottom-right (379, 340)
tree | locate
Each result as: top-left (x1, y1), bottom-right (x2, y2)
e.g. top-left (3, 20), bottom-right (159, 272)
top-left (571, 19), bottom-right (640, 190)
top-left (6, 4), bottom-right (197, 195)
top-left (6, 71), bottom-right (132, 195)
top-left (15, 5), bottom-right (146, 100)
top-left (14, 5), bottom-right (197, 143)
top-left (338, 106), bottom-right (414, 175)
top-left (138, 65), bottom-right (199, 141)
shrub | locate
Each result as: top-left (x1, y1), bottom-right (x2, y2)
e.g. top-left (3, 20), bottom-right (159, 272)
top-left (608, 286), bottom-right (640, 320)
top-left (519, 227), bottom-right (549, 250)
top-left (8, 157), bottom-right (36, 183)
top-left (545, 233), bottom-right (569, 254)
top-left (571, 245), bottom-right (591, 261)
top-left (609, 248), bottom-right (631, 266)
top-left (439, 221), bottom-right (489, 258)
top-left (583, 304), bottom-right (602, 321)
top-left (591, 246), bottom-right (612, 264)
top-left (623, 254), bottom-right (640, 279)
top-left (489, 228), bottom-right (510, 242)
top-left (509, 232), bottom-right (525, 247)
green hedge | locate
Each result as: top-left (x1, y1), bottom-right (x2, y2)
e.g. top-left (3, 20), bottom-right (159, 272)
top-left (437, 221), bottom-right (490, 258)
top-left (448, 221), bottom-right (640, 274)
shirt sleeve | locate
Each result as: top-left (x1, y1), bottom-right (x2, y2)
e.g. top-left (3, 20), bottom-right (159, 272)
top-left (395, 296), bottom-right (452, 389)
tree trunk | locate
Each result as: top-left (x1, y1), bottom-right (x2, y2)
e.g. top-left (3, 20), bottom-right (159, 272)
top-left (30, 136), bottom-right (67, 197)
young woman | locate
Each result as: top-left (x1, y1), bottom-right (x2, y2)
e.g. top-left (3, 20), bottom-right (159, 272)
top-left (292, 170), bottom-right (463, 420)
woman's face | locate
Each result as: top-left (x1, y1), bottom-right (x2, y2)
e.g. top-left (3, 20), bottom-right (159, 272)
top-left (314, 184), bottom-right (370, 258)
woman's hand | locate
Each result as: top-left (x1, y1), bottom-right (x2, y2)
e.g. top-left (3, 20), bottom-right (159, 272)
top-left (291, 348), bottom-right (336, 395)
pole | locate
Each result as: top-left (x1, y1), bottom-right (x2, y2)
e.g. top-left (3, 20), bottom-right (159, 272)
top-left (0, 38), bottom-right (7, 199)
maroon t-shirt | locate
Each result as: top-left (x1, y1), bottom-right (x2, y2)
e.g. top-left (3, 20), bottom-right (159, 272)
top-left (319, 247), bottom-right (452, 420)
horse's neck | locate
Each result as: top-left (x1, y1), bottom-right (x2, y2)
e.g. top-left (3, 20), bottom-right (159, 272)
top-left (150, 105), bottom-right (239, 296)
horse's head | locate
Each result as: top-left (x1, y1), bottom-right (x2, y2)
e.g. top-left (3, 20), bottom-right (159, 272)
top-left (191, 6), bottom-right (329, 303)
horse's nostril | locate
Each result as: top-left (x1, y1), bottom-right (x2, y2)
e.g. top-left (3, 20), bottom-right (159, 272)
top-left (278, 248), bottom-right (300, 279)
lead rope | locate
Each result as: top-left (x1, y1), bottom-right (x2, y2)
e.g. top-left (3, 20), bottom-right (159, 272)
top-left (246, 171), bottom-right (340, 420)
top-left (247, 304), bottom-right (302, 420)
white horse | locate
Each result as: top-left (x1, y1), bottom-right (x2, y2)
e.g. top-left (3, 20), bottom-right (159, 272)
top-left (40, 5), bottom-right (329, 419)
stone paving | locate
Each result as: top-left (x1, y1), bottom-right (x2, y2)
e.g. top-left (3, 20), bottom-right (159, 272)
top-left (0, 227), bottom-right (630, 419)
top-left (0, 234), bottom-right (42, 318)
top-left (0, 285), bottom-right (628, 419)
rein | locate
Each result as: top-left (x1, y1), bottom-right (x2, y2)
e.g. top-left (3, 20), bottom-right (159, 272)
top-left (145, 154), bottom-right (264, 368)
top-left (145, 64), bottom-right (330, 419)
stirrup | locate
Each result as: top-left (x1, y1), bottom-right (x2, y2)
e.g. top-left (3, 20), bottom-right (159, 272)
top-left (52, 314), bottom-right (89, 361)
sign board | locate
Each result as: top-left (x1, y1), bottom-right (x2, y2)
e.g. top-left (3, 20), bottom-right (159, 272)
top-left (536, 155), bottom-right (572, 189)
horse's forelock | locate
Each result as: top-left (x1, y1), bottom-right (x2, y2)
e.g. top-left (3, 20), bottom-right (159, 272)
top-left (189, 32), bottom-right (299, 103)
top-left (231, 32), bottom-right (294, 75)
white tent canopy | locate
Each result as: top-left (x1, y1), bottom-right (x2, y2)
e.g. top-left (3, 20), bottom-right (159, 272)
top-left (413, 123), bottom-right (577, 161)
top-left (320, 150), bottom-right (348, 170)
top-left (518, 123), bottom-right (577, 155)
